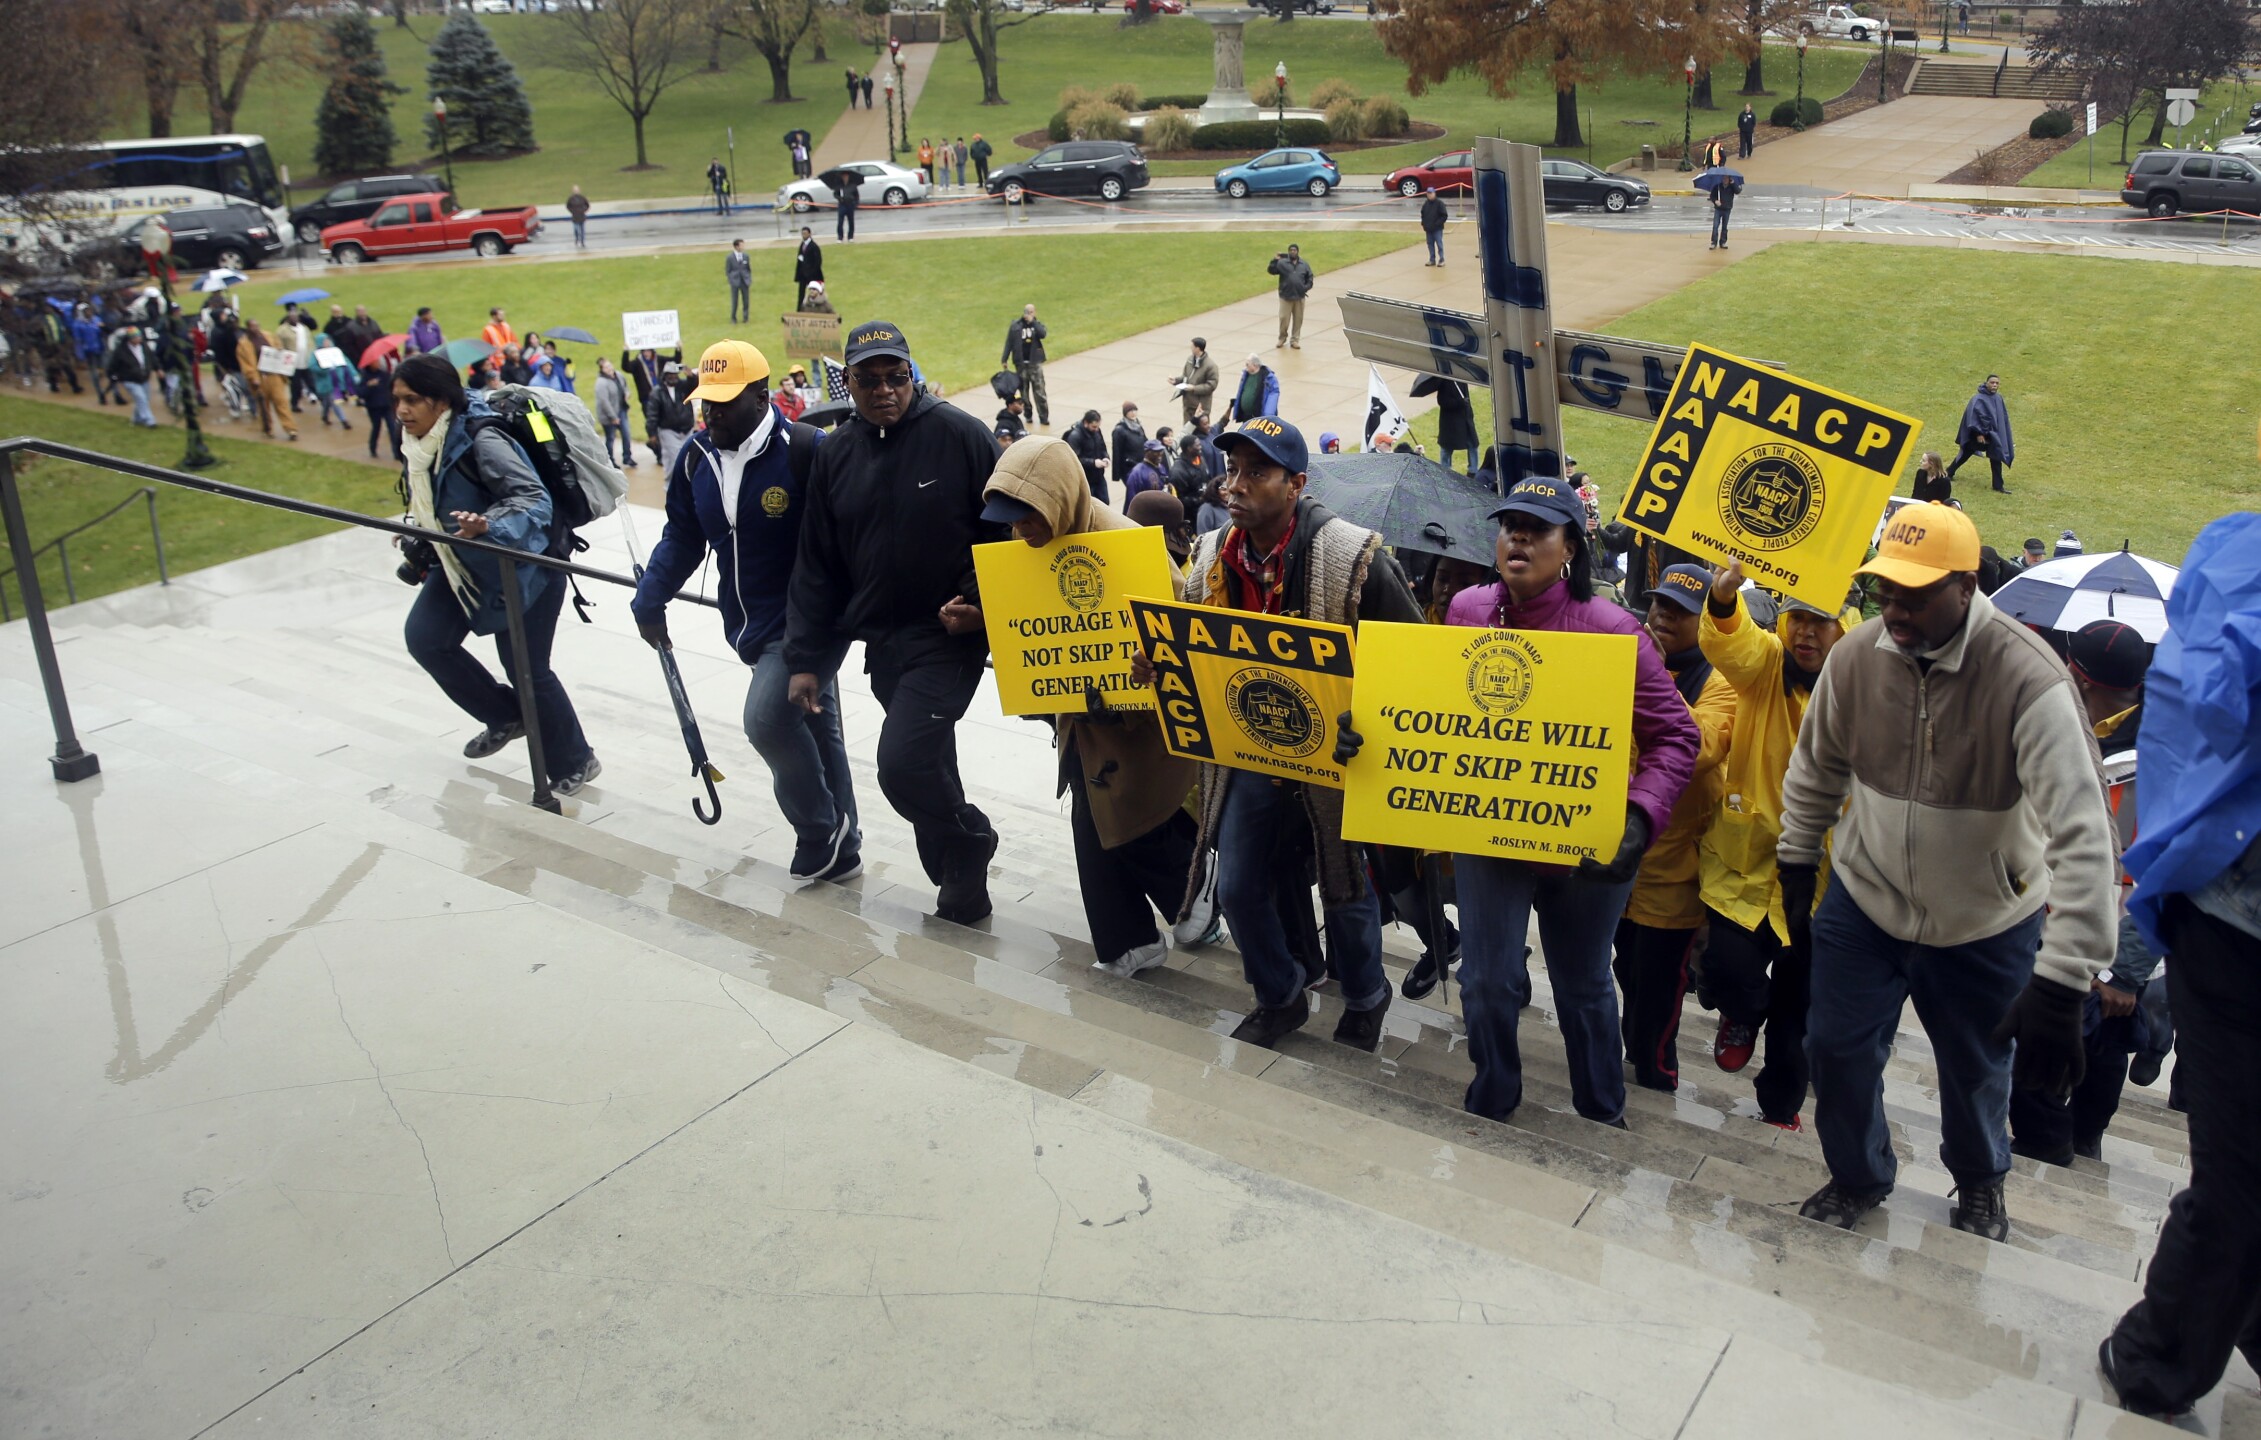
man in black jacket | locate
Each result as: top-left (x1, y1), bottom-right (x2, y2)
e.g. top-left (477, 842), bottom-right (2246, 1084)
top-left (1109, 401), bottom-right (1146, 483)
top-left (786, 320), bottom-right (1007, 923)
top-left (620, 346), bottom-right (681, 466)
top-left (1419, 189), bottom-right (1448, 266)
top-left (1064, 409), bottom-right (1109, 502)
top-left (793, 227), bottom-right (824, 310)
top-left (1268, 244), bottom-right (1314, 349)
top-left (1001, 304), bottom-right (1048, 425)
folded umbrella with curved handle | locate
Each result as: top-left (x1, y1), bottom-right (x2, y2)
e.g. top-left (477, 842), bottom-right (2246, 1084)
top-left (618, 505), bottom-right (724, 825)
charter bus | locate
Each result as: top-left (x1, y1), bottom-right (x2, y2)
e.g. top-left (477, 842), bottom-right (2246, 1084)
top-left (2, 135), bottom-right (290, 261)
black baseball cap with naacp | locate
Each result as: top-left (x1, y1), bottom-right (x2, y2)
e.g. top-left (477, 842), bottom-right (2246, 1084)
top-left (1651, 563), bottom-right (1713, 614)
top-left (844, 319), bottom-right (912, 366)
top-left (1215, 416), bottom-right (1308, 475)
top-left (1488, 476), bottom-right (1584, 531)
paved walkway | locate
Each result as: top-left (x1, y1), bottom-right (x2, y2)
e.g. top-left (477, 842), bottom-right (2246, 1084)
top-left (811, 42), bottom-right (942, 175)
top-left (1734, 95), bottom-right (2042, 196)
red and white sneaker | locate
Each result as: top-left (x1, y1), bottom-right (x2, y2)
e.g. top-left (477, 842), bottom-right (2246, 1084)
top-left (1713, 1020), bottom-right (1757, 1073)
top-left (1762, 1113), bottom-right (1803, 1133)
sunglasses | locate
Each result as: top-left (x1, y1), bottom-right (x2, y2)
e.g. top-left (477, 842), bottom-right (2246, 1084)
top-left (849, 369), bottom-right (913, 390)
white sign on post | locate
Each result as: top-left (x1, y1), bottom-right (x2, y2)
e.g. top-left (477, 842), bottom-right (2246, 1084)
top-left (621, 309), bottom-right (681, 350)
top-left (2085, 102), bottom-right (2098, 136)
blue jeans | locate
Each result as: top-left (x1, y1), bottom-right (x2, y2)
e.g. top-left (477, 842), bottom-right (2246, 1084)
top-left (570, 217), bottom-right (587, 247)
top-left (1425, 229), bottom-right (1444, 264)
top-left (600, 418), bottom-right (629, 466)
top-left (1710, 204), bottom-right (1731, 246)
top-left (1437, 447), bottom-right (1473, 475)
top-left (404, 565), bottom-right (593, 782)
top-left (120, 379), bottom-right (154, 425)
top-left (1456, 856), bottom-right (1632, 1123)
top-left (1214, 770), bottom-right (1388, 1014)
top-left (744, 638), bottom-right (858, 850)
top-left (1807, 884), bottom-right (2043, 1193)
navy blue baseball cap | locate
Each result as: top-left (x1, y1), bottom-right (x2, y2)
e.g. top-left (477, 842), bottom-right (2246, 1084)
top-left (1215, 416), bottom-right (1308, 476)
top-left (843, 319), bottom-right (912, 365)
top-left (1488, 476), bottom-right (1584, 531)
top-left (1651, 563), bottom-right (1713, 614)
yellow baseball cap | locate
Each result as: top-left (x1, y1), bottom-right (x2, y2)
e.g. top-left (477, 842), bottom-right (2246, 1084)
top-left (691, 339), bottom-right (770, 402)
top-left (1856, 502), bottom-right (1981, 587)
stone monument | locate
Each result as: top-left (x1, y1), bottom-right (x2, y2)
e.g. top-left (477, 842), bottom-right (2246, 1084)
top-left (1197, 10), bottom-right (1264, 126)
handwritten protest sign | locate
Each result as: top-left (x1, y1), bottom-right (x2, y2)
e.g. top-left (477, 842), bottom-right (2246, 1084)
top-left (974, 527), bottom-right (1175, 716)
top-left (256, 346), bottom-right (299, 376)
top-left (780, 312), bottom-right (844, 363)
top-left (1127, 598), bottom-right (1355, 788)
top-left (1341, 622), bottom-right (1633, 861)
top-left (621, 309), bottom-right (681, 350)
top-left (1616, 344), bottom-right (1921, 613)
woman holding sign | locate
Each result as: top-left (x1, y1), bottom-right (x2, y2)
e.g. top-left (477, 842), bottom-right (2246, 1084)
top-left (1440, 478), bottom-right (1699, 1128)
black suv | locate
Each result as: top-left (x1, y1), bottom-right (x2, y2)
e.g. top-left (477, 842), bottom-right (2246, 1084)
top-left (128, 203), bottom-right (286, 271)
top-left (986, 141), bottom-right (1150, 203)
top-left (2120, 149), bottom-right (2261, 218)
top-left (288, 173), bottom-right (445, 244)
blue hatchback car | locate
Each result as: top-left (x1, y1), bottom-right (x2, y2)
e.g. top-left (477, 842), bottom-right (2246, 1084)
top-left (1215, 147), bottom-right (1342, 199)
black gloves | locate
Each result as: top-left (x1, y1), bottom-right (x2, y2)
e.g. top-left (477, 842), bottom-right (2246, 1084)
top-left (1778, 862), bottom-right (1819, 949)
top-left (1577, 805), bottom-right (1652, 885)
top-left (1333, 711), bottom-right (1363, 767)
top-left (636, 615), bottom-right (672, 651)
top-left (1992, 976), bottom-right (2089, 1100)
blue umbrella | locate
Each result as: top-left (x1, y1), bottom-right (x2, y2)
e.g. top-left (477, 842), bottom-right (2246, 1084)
top-left (44, 297), bottom-right (73, 313)
top-left (1693, 168), bottom-right (1745, 192)
top-left (543, 326), bottom-right (599, 344)
top-left (276, 287), bottom-right (331, 306)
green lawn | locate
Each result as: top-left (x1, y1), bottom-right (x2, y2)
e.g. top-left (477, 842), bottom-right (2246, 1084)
top-left (0, 395), bottom-right (401, 616)
top-left (115, 14), bottom-right (868, 208)
top-left (1404, 242), bottom-right (2249, 563)
top-left (2020, 75), bottom-right (2260, 191)
top-left (910, 14), bottom-right (1870, 176)
top-left (228, 228), bottom-right (1413, 396)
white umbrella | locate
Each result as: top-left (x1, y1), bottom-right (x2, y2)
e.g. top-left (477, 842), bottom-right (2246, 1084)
top-left (1991, 549), bottom-right (2179, 642)
top-left (192, 268), bottom-right (247, 293)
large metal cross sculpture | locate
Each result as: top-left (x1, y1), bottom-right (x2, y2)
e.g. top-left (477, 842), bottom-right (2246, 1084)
top-left (1337, 138), bottom-right (1698, 492)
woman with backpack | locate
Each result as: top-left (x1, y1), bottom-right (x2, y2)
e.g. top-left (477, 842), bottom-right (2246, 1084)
top-left (391, 353), bottom-right (600, 796)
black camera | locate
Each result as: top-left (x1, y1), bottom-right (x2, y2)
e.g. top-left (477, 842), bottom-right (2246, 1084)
top-left (397, 535), bottom-right (439, 587)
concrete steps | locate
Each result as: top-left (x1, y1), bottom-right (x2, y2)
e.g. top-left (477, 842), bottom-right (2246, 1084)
top-left (1908, 59), bottom-right (2086, 102)
top-left (12, 524), bottom-right (2250, 1438)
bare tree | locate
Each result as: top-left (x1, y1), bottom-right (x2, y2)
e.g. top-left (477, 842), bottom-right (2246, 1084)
top-left (1, 0), bottom-right (119, 273)
top-left (716, 0), bottom-right (823, 104)
top-left (191, 0), bottom-right (296, 134)
top-left (99, 0), bottom-right (192, 138)
top-left (549, 0), bottom-right (708, 168)
top-left (944, 0), bottom-right (1042, 105)
top-left (1736, 0), bottom-right (1806, 94)
top-left (2029, 0), bottom-right (2249, 162)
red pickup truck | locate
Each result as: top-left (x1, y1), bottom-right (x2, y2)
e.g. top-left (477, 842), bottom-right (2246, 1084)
top-left (320, 192), bottom-right (540, 264)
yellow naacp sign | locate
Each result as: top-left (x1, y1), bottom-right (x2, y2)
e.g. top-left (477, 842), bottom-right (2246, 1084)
top-left (1128, 598), bottom-right (1355, 788)
top-left (1616, 344), bottom-right (1921, 613)
top-left (1341, 623), bottom-right (1633, 861)
top-left (975, 527), bottom-right (1176, 716)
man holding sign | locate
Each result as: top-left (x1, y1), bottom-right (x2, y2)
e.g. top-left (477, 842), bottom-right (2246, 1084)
top-left (1416, 478), bottom-right (1698, 1128)
top-left (1146, 417), bottom-right (1422, 1051)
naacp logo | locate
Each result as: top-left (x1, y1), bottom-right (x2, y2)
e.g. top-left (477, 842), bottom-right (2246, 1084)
top-left (1464, 634), bottom-right (1536, 717)
top-left (761, 485), bottom-right (791, 518)
top-left (1224, 666), bottom-right (1323, 758)
top-left (1717, 443), bottom-right (1824, 552)
top-left (1052, 546), bottom-right (1105, 613)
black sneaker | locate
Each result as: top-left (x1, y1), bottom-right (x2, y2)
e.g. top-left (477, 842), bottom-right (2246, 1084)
top-left (552, 754), bottom-right (602, 797)
top-left (815, 846), bottom-right (863, 883)
top-left (463, 722), bottom-right (524, 759)
top-left (1230, 993), bottom-right (1309, 1049)
top-left (789, 814), bottom-right (854, 881)
top-left (2073, 1132), bottom-right (2104, 1162)
top-left (2097, 1336), bottom-right (2196, 1424)
top-left (1400, 941), bottom-right (1460, 1001)
top-left (1948, 1182), bottom-right (2009, 1242)
top-left (1332, 992), bottom-right (1390, 1052)
top-left (934, 828), bottom-right (999, 925)
top-left (1797, 1180), bottom-right (1890, 1230)
top-left (2127, 1053), bottom-right (2162, 1087)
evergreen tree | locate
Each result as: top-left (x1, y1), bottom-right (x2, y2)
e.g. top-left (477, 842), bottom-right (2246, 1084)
top-left (314, 11), bottom-right (404, 176)
top-left (423, 13), bottom-right (536, 159)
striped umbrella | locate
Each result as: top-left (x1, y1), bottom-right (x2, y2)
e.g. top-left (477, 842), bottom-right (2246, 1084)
top-left (1990, 548), bottom-right (2179, 641)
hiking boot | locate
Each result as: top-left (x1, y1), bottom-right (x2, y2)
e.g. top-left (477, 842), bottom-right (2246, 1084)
top-left (1332, 992), bottom-right (1390, 1052)
top-left (552, 754), bottom-right (602, 797)
top-left (462, 722), bottom-right (524, 759)
top-left (1948, 1182), bottom-right (2010, 1242)
top-left (1798, 1180), bottom-right (1890, 1230)
top-left (935, 828), bottom-right (999, 925)
top-left (1400, 940), bottom-right (1460, 1001)
top-left (1713, 1019), bottom-right (1757, 1073)
top-left (789, 814), bottom-right (855, 881)
top-left (1094, 939), bottom-right (1168, 980)
top-left (1230, 994), bottom-right (1309, 1049)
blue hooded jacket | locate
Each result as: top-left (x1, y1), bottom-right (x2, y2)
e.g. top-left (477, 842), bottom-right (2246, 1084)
top-left (2125, 511), bottom-right (2261, 951)
top-left (1956, 384), bottom-right (2014, 466)
top-left (429, 394), bottom-right (551, 636)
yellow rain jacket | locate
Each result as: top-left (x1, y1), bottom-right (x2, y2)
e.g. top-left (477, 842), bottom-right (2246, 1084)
top-left (1625, 667), bottom-right (1735, 930)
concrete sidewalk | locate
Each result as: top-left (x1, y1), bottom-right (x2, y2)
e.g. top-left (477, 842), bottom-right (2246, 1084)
top-left (1732, 95), bottom-right (2041, 196)
top-left (812, 42), bottom-right (942, 176)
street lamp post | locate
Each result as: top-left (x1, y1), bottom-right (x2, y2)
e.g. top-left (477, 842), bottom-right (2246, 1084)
top-left (1794, 32), bottom-right (1809, 131)
top-left (1938, 0), bottom-right (1950, 53)
top-left (1879, 28), bottom-right (1891, 103)
top-left (433, 97), bottom-right (455, 197)
top-left (1680, 54), bottom-right (1696, 171)
top-left (1274, 61), bottom-right (1289, 148)
top-left (884, 74), bottom-right (897, 159)
top-left (137, 219), bottom-right (216, 471)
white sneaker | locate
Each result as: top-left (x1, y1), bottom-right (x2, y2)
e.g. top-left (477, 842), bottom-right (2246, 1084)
top-left (1094, 939), bottom-right (1167, 979)
top-left (1171, 848), bottom-right (1221, 947)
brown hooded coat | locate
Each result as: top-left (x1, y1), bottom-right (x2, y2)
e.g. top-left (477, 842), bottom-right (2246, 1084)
top-left (984, 437), bottom-right (1196, 849)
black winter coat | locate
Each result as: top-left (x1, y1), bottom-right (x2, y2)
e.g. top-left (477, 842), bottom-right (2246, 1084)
top-left (1410, 373), bottom-right (1477, 451)
top-left (784, 393), bottom-right (1004, 672)
top-left (1064, 423), bottom-right (1110, 501)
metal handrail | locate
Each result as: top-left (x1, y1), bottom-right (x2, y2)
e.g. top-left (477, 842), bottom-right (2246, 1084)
top-left (0, 433), bottom-right (714, 813)
top-left (0, 486), bottom-right (168, 622)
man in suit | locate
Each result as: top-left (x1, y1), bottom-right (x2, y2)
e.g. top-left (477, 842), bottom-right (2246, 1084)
top-left (727, 239), bottom-right (753, 323)
top-left (794, 227), bottom-right (824, 311)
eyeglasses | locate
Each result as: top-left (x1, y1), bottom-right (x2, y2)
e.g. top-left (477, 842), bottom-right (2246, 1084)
top-left (849, 369), bottom-right (913, 390)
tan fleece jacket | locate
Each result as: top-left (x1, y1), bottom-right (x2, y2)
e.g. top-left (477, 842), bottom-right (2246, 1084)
top-left (1776, 588), bottom-right (2116, 991)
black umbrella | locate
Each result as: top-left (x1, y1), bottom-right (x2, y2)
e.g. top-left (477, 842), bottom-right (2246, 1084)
top-left (796, 397), bottom-right (854, 428)
top-left (816, 167), bottom-right (858, 197)
top-left (1306, 452), bottom-right (1501, 562)
top-left (659, 645), bottom-right (725, 825)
